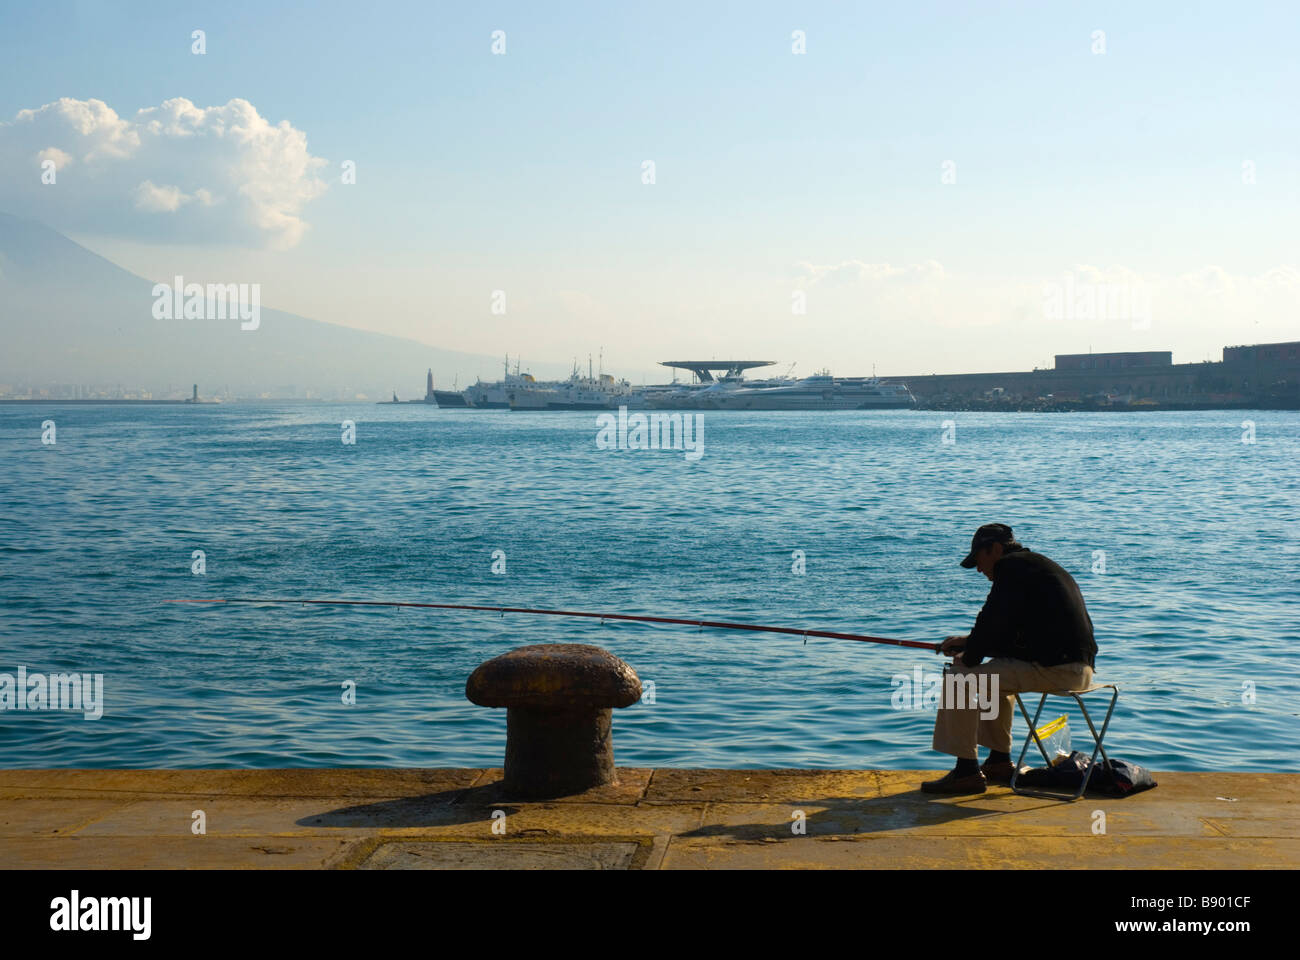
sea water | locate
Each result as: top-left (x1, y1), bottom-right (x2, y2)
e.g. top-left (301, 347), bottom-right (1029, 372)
top-left (1, 404), bottom-right (1296, 771)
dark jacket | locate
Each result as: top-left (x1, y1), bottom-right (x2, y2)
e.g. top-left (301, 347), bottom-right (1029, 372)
top-left (961, 547), bottom-right (1097, 668)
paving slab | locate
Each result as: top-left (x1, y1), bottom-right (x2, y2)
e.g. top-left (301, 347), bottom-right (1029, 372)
top-left (464, 768), bottom-right (653, 805)
top-left (73, 797), bottom-right (473, 838)
top-left (0, 799), bottom-right (141, 838)
top-left (1, 768), bottom-right (1294, 869)
top-left (658, 835), bottom-right (1300, 870)
top-left (1, 836), bottom-right (364, 869)
top-left (644, 769), bottom-right (881, 803)
top-left (356, 839), bottom-right (646, 870)
top-left (0, 768), bottom-right (483, 800)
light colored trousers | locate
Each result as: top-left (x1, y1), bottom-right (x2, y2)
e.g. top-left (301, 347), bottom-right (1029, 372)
top-left (932, 657), bottom-right (1093, 760)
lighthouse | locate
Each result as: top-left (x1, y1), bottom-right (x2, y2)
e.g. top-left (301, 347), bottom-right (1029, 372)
top-left (425, 369), bottom-right (434, 400)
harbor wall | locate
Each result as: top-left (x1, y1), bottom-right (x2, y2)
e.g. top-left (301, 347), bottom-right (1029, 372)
top-left (890, 340), bottom-right (1300, 406)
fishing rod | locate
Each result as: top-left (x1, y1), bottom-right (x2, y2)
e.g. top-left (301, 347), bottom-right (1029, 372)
top-left (170, 598), bottom-right (942, 651)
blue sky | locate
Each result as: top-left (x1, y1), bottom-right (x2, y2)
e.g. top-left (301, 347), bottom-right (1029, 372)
top-left (2, 1), bottom-right (1296, 379)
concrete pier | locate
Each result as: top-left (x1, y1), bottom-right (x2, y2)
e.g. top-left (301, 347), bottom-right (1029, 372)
top-left (1, 768), bottom-right (1294, 869)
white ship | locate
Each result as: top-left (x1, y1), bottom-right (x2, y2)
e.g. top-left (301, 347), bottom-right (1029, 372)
top-left (640, 361), bottom-right (914, 410)
top-left (445, 356), bottom-right (914, 411)
top-left (702, 372), bottom-right (915, 409)
top-left (509, 357), bottom-right (634, 410)
top-left (462, 356), bottom-right (543, 408)
top-left (638, 360), bottom-right (783, 409)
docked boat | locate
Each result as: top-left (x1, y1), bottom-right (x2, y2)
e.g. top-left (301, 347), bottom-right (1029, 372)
top-left (638, 361), bottom-right (914, 410)
top-left (462, 356), bottom-right (542, 408)
top-left (421, 356), bottom-right (914, 411)
top-left (509, 360), bottom-right (634, 410)
top-left (431, 389), bottom-right (468, 407)
top-left (699, 372), bottom-right (915, 410)
top-left (637, 360), bottom-right (782, 409)
top-left (418, 367), bottom-right (466, 406)
top-left (642, 375), bottom-right (786, 409)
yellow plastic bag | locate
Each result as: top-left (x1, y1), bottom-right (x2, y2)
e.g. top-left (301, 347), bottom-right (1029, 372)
top-left (1033, 715), bottom-right (1071, 765)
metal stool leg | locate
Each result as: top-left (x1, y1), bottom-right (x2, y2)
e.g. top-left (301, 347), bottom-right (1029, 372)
top-left (1070, 687), bottom-right (1119, 800)
top-left (1011, 693), bottom-right (1054, 793)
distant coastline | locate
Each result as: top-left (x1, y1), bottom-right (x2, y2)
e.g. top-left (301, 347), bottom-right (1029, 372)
top-left (6, 398), bottom-right (1287, 412)
top-left (0, 399), bottom-right (214, 405)
top-left (913, 398), bottom-right (1299, 413)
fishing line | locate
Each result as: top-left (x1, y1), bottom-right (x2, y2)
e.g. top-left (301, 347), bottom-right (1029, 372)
top-left (170, 597), bottom-right (941, 650)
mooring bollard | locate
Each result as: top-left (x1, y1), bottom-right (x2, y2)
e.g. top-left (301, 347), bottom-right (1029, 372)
top-left (466, 643), bottom-right (641, 799)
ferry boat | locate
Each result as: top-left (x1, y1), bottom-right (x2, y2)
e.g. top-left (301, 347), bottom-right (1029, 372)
top-left (462, 356), bottom-right (540, 408)
top-left (509, 358), bottom-right (634, 410)
top-left (427, 369), bottom-right (468, 407)
top-left (701, 372), bottom-right (915, 409)
top-left (431, 389), bottom-right (468, 407)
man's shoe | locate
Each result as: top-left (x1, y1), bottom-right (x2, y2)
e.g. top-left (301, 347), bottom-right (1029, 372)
top-left (920, 769), bottom-right (987, 794)
top-left (981, 760), bottom-right (1024, 785)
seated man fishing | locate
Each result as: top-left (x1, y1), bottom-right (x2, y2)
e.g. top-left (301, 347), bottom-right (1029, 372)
top-left (922, 523), bottom-right (1098, 795)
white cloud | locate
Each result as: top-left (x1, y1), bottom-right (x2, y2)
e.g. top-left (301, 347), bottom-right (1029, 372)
top-left (35, 146), bottom-right (73, 170)
top-left (797, 259), bottom-right (946, 286)
top-left (15, 98), bottom-right (140, 162)
top-left (130, 180), bottom-right (222, 213)
top-left (779, 257), bottom-right (1300, 369)
top-left (132, 180), bottom-right (188, 213)
top-left (1, 97), bottom-right (327, 248)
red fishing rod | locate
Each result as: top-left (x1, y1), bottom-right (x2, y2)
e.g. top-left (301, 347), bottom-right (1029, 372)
top-left (170, 597), bottom-right (941, 650)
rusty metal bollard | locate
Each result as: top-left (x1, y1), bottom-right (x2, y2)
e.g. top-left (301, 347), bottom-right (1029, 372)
top-left (466, 643), bottom-right (641, 799)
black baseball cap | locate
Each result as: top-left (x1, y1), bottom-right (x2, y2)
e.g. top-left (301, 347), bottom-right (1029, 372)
top-left (960, 523), bottom-right (1015, 568)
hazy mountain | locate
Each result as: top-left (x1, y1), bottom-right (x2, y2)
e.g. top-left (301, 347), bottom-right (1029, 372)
top-left (0, 212), bottom-right (573, 398)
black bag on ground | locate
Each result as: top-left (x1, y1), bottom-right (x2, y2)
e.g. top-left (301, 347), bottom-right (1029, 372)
top-left (1015, 751), bottom-right (1157, 796)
